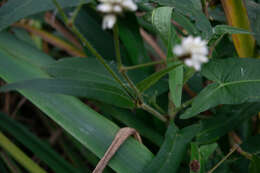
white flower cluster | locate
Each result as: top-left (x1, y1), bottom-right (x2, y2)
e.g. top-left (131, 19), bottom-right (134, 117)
top-left (173, 36), bottom-right (209, 71)
top-left (97, 0), bottom-right (137, 29)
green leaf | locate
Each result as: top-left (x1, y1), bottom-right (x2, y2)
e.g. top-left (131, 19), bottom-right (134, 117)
top-left (0, 78), bottom-right (134, 109)
top-left (172, 11), bottom-right (199, 35)
top-left (44, 57), bottom-right (120, 87)
top-left (169, 63), bottom-right (183, 108)
top-left (249, 155), bottom-right (260, 173)
top-left (0, 32), bottom-right (154, 173)
top-left (247, 1), bottom-right (260, 46)
top-left (189, 143), bottom-right (217, 173)
top-left (199, 143), bottom-right (218, 173)
top-left (0, 0), bottom-right (90, 31)
top-left (1, 56), bottom-right (134, 109)
top-left (196, 103), bottom-right (260, 144)
top-left (200, 143), bottom-right (217, 160)
top-left (0, 112), bottom-right (82, 173)
top-left (214, 25), bottom-right (253, 35)
top-left (190, 142), bottom-right (201, 173)
top-left (151, 7), bottom-right (173, 45)
top-left (142, 123), bottom-right (201, 173)
top-left (152, 0), bottom-right (212, 39)
top-left (137, 62), bottom-right (182, 92)
top-left (118, 14), bottom-right (150, 66)
top-left (150, 6), bottom-right (183, 108)
top-left (181, 58), bottom-right (260, 119)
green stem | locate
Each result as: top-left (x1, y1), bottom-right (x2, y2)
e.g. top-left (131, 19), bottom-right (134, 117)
top-left (175, 98), bottom-right (193, 113)
top-left (51, 0), bottom-right (69, 24)
top-left (121, 71), bottom-right (143, 102)
top-left (51, 0), bottom-right (131, 96)
top-left (121, 58), bottom-right (175, 71)
top-left (112, 23), bottom-right (143, 102)
top-left (0, 131), bottom-right (47, 173)
top-left (113, 24), bottom-right (122, 70)
top-left (140, 103), bottom-right (167, 122)
top-left (68, 0), bottom-right (85, 25)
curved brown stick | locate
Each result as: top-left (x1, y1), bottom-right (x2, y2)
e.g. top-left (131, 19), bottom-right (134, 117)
top-left (93, 127), bottom-right (142, 173)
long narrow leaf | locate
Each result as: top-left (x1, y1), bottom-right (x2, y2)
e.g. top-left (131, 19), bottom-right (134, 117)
top-left (137, 62), bottom-right (182, 92)
top-left (0, 78), bottom-right (134, 109)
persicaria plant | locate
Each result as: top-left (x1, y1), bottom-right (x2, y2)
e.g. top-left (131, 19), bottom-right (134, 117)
top-left (0, 0), bottom-right (260, 173)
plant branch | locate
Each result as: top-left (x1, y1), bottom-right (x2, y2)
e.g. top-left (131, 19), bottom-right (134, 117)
top-left (68, 0), bottom-right (85, 25)
top-left (121, 58), bottom-right (175, 71)
top-left (140, 103), bottom-right (167, 122)
top-left (113, 23), bottom-right (143, 102)
top-left (208, 144), bottom-right (239, 173)
top-left (228, 131), bottom-right (252, 160)
top-left (113, 24), bottom-right (122, 70)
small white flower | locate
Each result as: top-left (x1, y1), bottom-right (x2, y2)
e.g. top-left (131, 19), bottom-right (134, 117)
top-left (173, 36), bottom-right (209, 71)
top-left (97, 3), bottom-right (113, 13)
top-left (121, 0), bottom-right (137, 11)
top-left (113, 5), bottom-right (123, 13)
top-left (97, 0), bottom-right (137, 29)
top-left (102, 14), bottom-right (116, 30)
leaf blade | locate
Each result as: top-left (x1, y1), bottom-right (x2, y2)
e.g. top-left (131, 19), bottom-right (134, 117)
top-left (143, 123), bottom-right (201, 173)
top-left (181, 58), bottom-right (260, 119)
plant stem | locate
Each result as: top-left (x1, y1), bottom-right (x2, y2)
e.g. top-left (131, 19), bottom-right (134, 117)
top-left (113, 24), bottom-right (122, 70)
top-left (121, 71), bottom-right (143, 101)
top-left (0, 131), bottom-right (47, 173)
top-left (121, 58), bottom-right (175, 71)
top-left (113, 23), bottom-right (143, 102)
top-left (51, 0), bottom-right (69, 24)
top-left (51, 0), bottom-right (131, 96)
top-left (68, 0), bottom-right (85, 25)
top-left (140, 103), bottom-right (167, 122)
top-left (208, 144), bottom-right (239, 173)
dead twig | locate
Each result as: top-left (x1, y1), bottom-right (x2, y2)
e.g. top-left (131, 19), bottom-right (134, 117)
top-left (13, 22), bottom-right (85, 57)
top-left (93, 127), bottom-right (142, 173)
